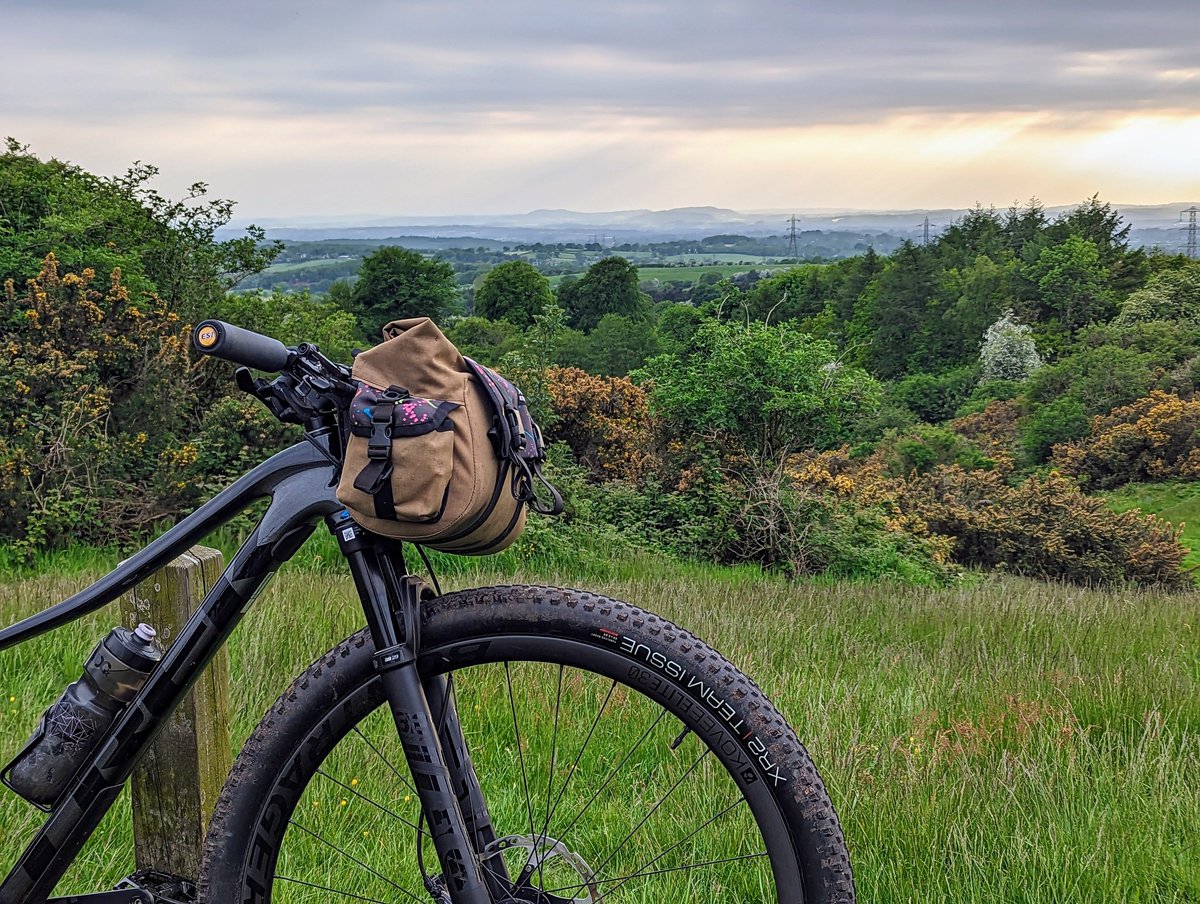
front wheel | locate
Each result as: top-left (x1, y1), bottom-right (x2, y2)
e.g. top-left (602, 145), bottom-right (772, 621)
top-left (199, 585), bottom-right (854, 903)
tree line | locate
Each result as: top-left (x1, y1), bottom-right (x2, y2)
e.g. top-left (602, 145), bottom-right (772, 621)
top-left (1, 142), bottom-right (1195, 588)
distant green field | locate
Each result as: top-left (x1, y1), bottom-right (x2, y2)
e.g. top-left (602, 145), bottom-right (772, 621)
top-left (636, 263), bottom-right (789, 283)
top-left (546, 262), bottom-right (790, 287)
top-left (654, 253), bottom-right (778, 264)
top-left (1104, 479), bottom-right (1200, 570)
top-left (260, 257), bottom-right (359, 275)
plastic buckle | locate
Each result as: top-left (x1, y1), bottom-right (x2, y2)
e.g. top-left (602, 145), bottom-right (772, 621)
top-left (367, 433), bottom-right (391, 461)
top-left (367, 419), bottom-right (392, 460)
top-left (367, 394), bottom-right (398, 461)
top-left (505, 407), bottom-right (526, 452)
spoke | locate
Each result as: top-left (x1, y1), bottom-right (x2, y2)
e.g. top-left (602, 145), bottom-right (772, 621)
top-left (590, 748), bottom-right (711, 880)
top-left (539, 678), bottom-right (617, 844)
top-left (505, 661), bottom-right (538, 841)
top-left (286, 819), bottom-right (424, 904)
top-left (555, 706), bottom-right (669, 844)
top-left (316, 768), bottom-right (426, 835)
top-left (543, 665), bottom-right (564, 833)
top-left (352, 726), bottom-right (418, 796)
top-left (602, 798), bottom-right (748, 898)
top-left (275, 875), bottom-right (395, 903)
top-left (548, 850), bottom-right (771, 899)
top-left (531, 664), bottom-right (565, 890)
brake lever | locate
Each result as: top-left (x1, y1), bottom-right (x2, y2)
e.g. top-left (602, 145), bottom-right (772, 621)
top-left (234, 366), bottom-right (305, 424)
top-left (234, 366), bottom-right (268, 399)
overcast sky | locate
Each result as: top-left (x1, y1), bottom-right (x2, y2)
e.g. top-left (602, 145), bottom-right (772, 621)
top-left (3, 0), bottom-right (1199, 218)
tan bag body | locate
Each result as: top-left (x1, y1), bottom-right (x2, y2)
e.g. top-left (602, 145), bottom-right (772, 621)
top-left (336, 317), bottom-right (528, 554)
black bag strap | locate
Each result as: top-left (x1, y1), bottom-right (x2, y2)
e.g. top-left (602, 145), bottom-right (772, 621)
top-left (351, 387), bottom-right (458, 521)
top-left (463, 358), bottom-right (562, 515)
top-left (353, 385), bottom-right (405, 500)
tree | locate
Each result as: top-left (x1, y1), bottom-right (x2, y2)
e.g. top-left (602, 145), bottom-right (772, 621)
top-left (561, 256), bottom-right (650, 332)
top-left (640, 320), bottom-right (881, 464)
top-left (0, 139), bottom-right (281, 321)
top-left (848, 241), bottom-right (937, 378)
top-left (939, 254), bottom-right (1017, 363)
top-left (830, 246), bottom-right (881, 334)
top-left (349, 246), bottom-right (459, 338)
top-left (576, 314), bottom-right (660, 377)
top-left (657, 303), bottom-right (705, 355)
top-left (1002, 198), bottom-right (1048, 260)
top-left (745, 265), bottom-right (829, 322)
top-left (979, 310), bottom-right (1043, 382)
top-left (936, 205), bottom-right (1008, 270)
top-left (474, 259), bottom-right (552, 328)
top-left (1115, 265), bottom-right (1200, 325)
top-left (444, 316), bottom-right (523, 366)
top-left (214, 290), bottom-right (358, 362)
top-left (1030, 234), bottom-right (1113, 334)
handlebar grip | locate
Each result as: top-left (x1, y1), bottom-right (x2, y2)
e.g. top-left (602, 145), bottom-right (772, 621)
top-left (193, 320), bottom-right (291, 372)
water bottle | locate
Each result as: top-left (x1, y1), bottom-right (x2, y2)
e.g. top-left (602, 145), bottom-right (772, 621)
top-left (3, 624), bottom-right (163, 807)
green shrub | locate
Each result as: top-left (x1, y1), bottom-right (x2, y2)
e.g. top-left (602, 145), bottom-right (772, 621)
top-left (639, 319), bottom-right (882, 463)
top-left (1021, 396), bottom-right (1090, 464)
top-left (1053, 391), bottom-right (1200, 489)
top-left (889, 366), bottom-right (978, 424)
top-left (898, 466), bottom-right (1189, 588)
top-left (955, 379), bottom-right (1022, 417)
top-left (1026, 345), bottom-right (1159, 416)
top-left (443, 316), bottom-right (523, 367)
top-left (879, 425), bottom-right (995, 477)
top-left (214, 290), bottom-right (359, 362)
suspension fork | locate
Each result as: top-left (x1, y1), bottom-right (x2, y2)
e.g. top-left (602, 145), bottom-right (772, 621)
top-left (332, 514), bottom-right (508, 903)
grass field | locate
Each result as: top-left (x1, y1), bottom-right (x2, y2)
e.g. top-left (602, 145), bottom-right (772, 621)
top-left (1106, 480), bottom-right (1200, 571)
top-left (0, 548), bottom-right (1196, 901)
top-left (546, 262), bottom-right (790, 288)
top-left (635, 263), bottom-right (790, 283)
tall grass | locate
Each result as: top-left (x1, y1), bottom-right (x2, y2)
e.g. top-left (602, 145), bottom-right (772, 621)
top-left (0, 557), bottom-right (1196, 901)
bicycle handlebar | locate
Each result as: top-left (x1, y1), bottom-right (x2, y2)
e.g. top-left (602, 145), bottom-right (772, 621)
top-left (193, 320), bottom-right (292, 372)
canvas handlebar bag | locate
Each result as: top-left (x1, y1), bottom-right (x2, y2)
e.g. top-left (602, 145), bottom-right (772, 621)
top-left (336, 317), bottom-right (561, 554)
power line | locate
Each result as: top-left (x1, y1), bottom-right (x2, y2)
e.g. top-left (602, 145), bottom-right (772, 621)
top-left (915, 215), bottom-right (938, 245)
top-left (786, 215), bottom-right (799, 258)
top-left (1181, 207), bottom-right (1198, 259)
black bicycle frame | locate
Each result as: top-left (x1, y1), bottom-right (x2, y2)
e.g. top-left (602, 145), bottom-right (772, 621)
top-left (0, 432), bottom-right (500, 904)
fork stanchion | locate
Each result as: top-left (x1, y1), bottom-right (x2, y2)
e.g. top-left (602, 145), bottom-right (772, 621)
top-left (120, 545), bottom-right (230, 880)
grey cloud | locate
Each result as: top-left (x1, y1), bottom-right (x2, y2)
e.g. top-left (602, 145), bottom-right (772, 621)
top-left (3, 0), bottom-right (1199, 130)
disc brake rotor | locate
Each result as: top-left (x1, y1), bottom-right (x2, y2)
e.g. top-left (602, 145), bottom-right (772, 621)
top-left (483, 834), bottom-right (601, 903)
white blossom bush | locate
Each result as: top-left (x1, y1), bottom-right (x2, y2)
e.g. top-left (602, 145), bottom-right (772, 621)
top-left (980, 310), bottom-right (1043, 382)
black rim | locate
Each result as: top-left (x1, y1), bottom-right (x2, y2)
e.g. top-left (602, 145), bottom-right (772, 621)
top-left (257, 634), bottom-right (804, 903)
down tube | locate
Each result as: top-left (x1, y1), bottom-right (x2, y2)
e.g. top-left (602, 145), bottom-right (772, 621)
top-left (0, 468), bottom-right (339, 902)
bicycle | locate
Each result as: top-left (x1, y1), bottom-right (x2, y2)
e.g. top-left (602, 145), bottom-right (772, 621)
top-left (0, 321), bottom-right (855, 903)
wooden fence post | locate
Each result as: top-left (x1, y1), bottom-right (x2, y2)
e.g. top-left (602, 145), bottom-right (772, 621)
top-left (120, 545), bottom-right (230, 879)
